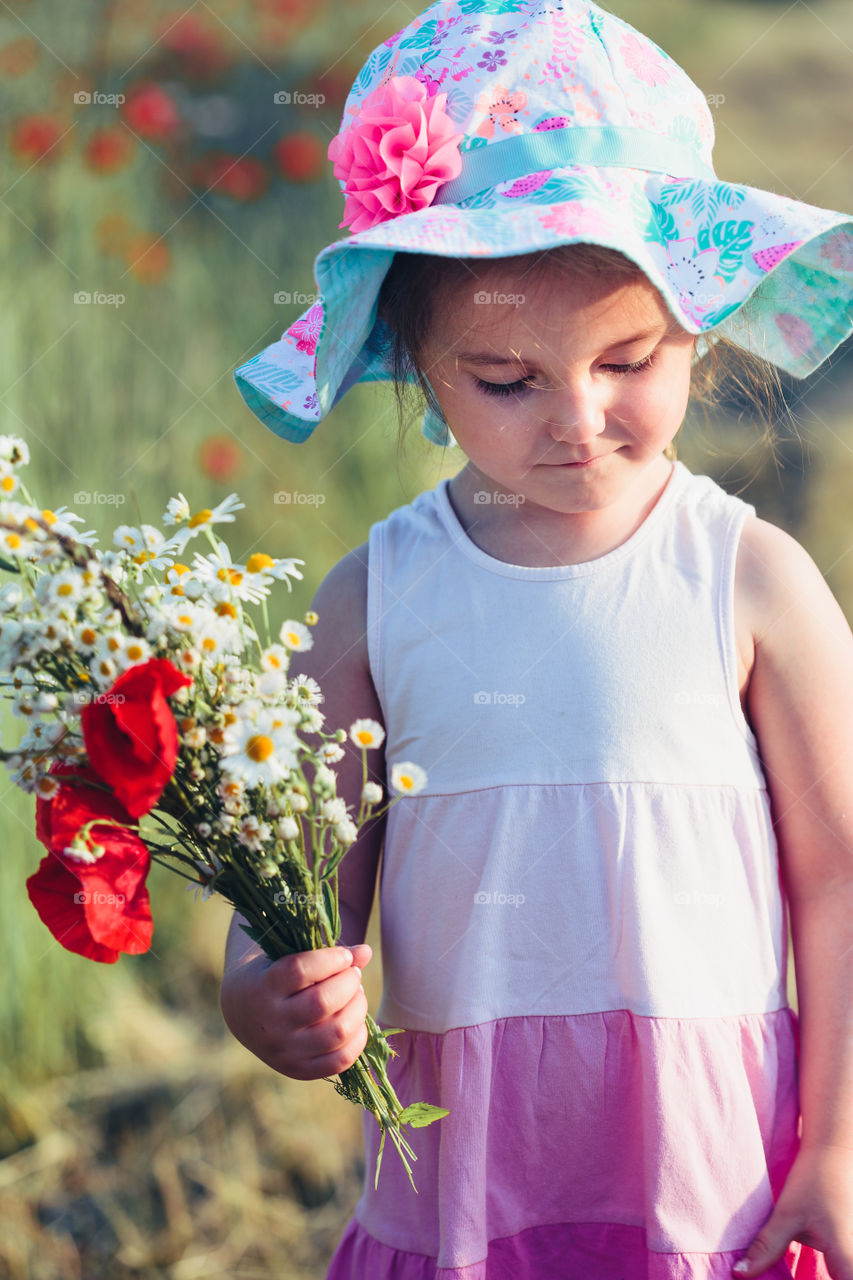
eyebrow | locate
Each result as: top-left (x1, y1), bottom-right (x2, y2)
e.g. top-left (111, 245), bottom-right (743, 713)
top-left (455, 324), bottom-right (668, 367)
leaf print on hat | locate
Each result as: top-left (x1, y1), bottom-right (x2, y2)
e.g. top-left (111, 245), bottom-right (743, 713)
top-left (819, 229), bottom-right (853, 271)
top-left (475, 84), bottom-right (527, 138)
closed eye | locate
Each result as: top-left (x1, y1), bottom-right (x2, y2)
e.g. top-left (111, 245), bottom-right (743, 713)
top-left (473, 351), bottom-right (658, 398)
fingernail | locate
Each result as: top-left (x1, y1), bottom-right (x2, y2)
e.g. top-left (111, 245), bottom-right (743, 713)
top-left (343, 948), bottom-right (354, 964)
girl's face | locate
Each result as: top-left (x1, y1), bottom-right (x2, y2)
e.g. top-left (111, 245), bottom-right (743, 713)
top-left (419, 265), bottom-right (697, 514)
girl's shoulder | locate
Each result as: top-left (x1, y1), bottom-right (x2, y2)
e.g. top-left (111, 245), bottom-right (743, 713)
top-left (734, 514), bottom-right (825, 645)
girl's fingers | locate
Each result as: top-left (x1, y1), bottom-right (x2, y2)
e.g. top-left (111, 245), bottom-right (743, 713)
top-left (263, 945), bottom-right (359, 999)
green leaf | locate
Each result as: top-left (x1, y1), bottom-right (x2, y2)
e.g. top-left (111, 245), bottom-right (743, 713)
top-left (0, 557), bottom-right (21, 573)
top-left (399, 1102), bottom-right (451, 1128)
top-left (381, 1028), bottom-right (407, 1037)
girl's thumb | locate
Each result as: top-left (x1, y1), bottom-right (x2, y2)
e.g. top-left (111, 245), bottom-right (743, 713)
top-left (732, 1218), bottom-right (793, 1276)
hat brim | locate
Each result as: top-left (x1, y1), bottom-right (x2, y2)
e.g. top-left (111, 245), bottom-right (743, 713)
top-left (234, 164), bottom-right (853, 445)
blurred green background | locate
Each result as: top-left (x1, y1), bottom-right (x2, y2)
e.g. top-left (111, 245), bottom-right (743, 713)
top-left (0, 1), bottom-right (851, 1276)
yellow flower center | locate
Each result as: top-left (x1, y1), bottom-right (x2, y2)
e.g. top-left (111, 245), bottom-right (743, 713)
top-left (80, 627), bottom-right (97, 645)
top-left (202, 637), bottom-right (216, 652)
top-left (398, 773), bottom-right (414, 791)
top-left (284, 631), bottom-right (301, 647)
top-left (107, 636), bottom-right (122, 652)
top-left (215, 601), bottom-right (237, 619)
top-left (171, 564), bottom-right (190, 576)
top-left (246, 553), bottom-right (274, 574)
top-left (5, 533), bottom-right (21, 549)
top-left (356, 730), bottom-right (373, 745)
top-left (57, 583), bottom-right (74, 596)
top-left (268, 654), bottom-right (281, 669)
top-left (41, 510), bottom-right (57, 525)
top-left (133, 551), bottom-right (154, 565)
top-left (177, 614), bottom-right (193, 626)
top-left (246, 734), bottom-right (274, 763)
top-left (170, 585), bottom-right (184, 595)
top-left (188, 509), bottom-right (211, 528)
top-left (127, 643), bottom-right (145, 661)
top-left (1, 475), bottom-right (15, 492)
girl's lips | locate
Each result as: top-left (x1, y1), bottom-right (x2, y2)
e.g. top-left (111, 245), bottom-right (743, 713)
top-left (547, 454), bottom-right (605, 468)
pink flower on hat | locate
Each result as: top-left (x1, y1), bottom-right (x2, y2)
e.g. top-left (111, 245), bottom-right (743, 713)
top-left (327, 75), bottom-right (464, 234)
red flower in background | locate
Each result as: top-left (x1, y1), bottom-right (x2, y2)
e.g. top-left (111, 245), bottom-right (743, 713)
top-left (124, 233), bottom-right (171, 285)
top-left (81, 658), bottom-right (192, 819)
top-left (272, 132), bottom-right (325, 182)
top-left (122, 82), bottom-right (181, 142)
top-left (157, 12), bottom-right (232, 81)
top-left (192, 151), bottom-right (269, 201)
top-left (83, 126), bottom-right (136, 175)
top-left (28, 763), bottom-right (153, 963)
top-left (199, 434), bottom-right (243, 482)
top-left (9, 114), bottom-right (67, 165)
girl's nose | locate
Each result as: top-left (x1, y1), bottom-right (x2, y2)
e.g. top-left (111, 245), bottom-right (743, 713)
top-left (543, 387), bottom-right (608, 444)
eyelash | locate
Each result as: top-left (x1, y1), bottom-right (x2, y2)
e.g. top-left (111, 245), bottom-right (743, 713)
top-left (473, 352), bottom-right (658, 398)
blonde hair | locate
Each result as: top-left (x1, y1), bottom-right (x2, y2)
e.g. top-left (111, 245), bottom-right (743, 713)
top-left (375, 243), bottom-right (789, 465)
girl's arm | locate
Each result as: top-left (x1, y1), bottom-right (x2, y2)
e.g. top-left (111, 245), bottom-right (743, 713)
top-left (731, 516), bottom-right (853, 1278)
top-left (220, 541), bottom-right (386, 1077)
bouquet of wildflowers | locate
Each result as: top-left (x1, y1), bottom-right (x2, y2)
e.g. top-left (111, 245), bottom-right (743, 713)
top-left (0, 435), bottom-right (447, 1191)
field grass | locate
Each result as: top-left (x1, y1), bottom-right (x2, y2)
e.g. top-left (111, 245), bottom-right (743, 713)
top-left (0, 0), bottom-right (851, 1275)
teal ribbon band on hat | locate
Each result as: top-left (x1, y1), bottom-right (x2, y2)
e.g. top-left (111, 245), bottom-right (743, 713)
top-left (432, 125), bottom-right (716, 206)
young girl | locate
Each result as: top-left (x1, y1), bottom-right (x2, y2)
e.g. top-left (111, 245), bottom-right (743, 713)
top-left (223, 2), bottom-right (853, 1276)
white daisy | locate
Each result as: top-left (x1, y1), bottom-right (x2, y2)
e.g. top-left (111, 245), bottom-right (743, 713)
top-left (166, 494), bottom-right (245, 553)
top-left (288, 673), bottom-right (323, 707)
top-left (362, 781), bottom-right (383, 805)
top-left (349, 718), bottom-right (385, 750)
top-left (389, 761), bottom-right (428, 795)
top-left (0, 435), bottom-right (30, 467)
top-left (0, 465), bottom-right (19, 498)
top-left (37, 507), bottom-right (98, 542)
top-left (236, 814), bottom-right (273, 852)
top-left (162, 493), bottom-right (191, 526)
top-left (322, 741), bottom-right (345, 764)
top-left (260, 644), bottom-right (291, 675)
top-left (219, 707), bottom-right (300, 789)
top-left (299, 705), bottom-right (324, 733)
top-left (321, 797), bottom-right (348, 824)
top-left (257, 669), bottom-right (287, 700)
top-left (312, 763), bottom-right (337, 792)
top-left (334, 818), bottom-right (358, 846)
top-left (275, 815), bottom-right (300, 841)
top-left (279, 619), bottom-right (313, 651)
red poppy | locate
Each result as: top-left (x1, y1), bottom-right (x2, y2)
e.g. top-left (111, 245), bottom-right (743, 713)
top-left (192, 151), bottom-right (269, 201)
top-left (9, 113), bottom-right (66, 165)
top-left (124, 233), bottom-right (171, 285)
top-left (28, 763), bottom-right (153, 962)
top-left (157, 13), bottom-right (231, 80)
top-left (81, 658), bottom-right (192, 819)
top-left (83, 126), bottom-right (136, 175)
top-left (272, 132), bottom-right (325, 183)
top-left (199, 434), bottom-right (243, 482)
top-left (121, 82), bottom-right (181, 142)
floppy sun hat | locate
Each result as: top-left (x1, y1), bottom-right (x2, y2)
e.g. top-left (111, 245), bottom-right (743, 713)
top-left (233, 0), bottom-right (853, 449)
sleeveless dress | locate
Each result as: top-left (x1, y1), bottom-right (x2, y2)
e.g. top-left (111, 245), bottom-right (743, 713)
top-left (325, 459), bottom-right (831, 1280)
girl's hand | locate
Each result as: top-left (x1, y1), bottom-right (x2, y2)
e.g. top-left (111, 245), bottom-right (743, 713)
top-left (732, 1144), bottom-right (853, 1278)
top-left (220, 942), bottom-right (373, 1081)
